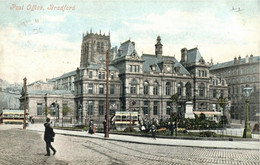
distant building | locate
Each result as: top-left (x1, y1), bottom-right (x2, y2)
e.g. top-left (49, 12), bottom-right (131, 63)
top-left (20, 31), bottom-right (228, 124)
top-left (210, 55), bottom-right (260, 122)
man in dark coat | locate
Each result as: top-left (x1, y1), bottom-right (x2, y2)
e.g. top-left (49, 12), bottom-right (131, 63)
top-left (44, 118), bottom-right (56, 156)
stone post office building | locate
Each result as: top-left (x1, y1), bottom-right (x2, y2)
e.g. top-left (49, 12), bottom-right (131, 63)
top-left (20, 31), bottom-right (228, 125)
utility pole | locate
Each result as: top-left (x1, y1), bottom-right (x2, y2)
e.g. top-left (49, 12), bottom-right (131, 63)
top-left (23, 77), bottom-right (27, 130)
top-left (105, 49), bottom-right (109, 138)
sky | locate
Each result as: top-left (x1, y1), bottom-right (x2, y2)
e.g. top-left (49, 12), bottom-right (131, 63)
top-left (0, 0), bottom-right (259, 84)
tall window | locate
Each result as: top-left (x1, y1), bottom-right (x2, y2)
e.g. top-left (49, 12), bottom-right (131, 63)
top-left (98, 101), bottom-right (104, 115)
top-left (166, 82), bottom-right (171, 95)
top-left (101, 42), bottom-right (104, 53)
top-left (88, 83), bottom-right (93, 94)
top-left (37, 103), bottom-right (42, 115)
top-left (98, 72), bottom-right (101, 79)
top-left (246, 76), bottom-right (250, 83)
top-left (153, 81), bottom-right (159, 95)
top-left (213, 89), bottom-right (217, 98)
top-left (166, 102), bottom-right (171, 115)
top-left (199, 83), bottom-right (205, 97)
top-left (111, 73), bottom-right (114, 80)
top-left (99, 84), bottom-right (104, 94)
top-left (252, 76), bottom-right (256, 82)
top-left (110, 84), bottom-right (115, 94)
top-left (241, 68), bottom-right (244, 74)
top-left (252, 67), bottom-right (257, 73)
top-left (130, 79), bottom-right (137, 94)
top-left (130, 65), bottom-right (139, 72)
top-left (220, 90), bottom-right (224, 98)
top-left (88, 101), bottom-right (93, 115)
top-left (89, 71), bottom-right (93, 78)
top-left (102, 72), bottom-right (105, 79)
top-left (241, 77), bottom-right (244, 83)
top-left (253, 84), bottom-right (257, 92)
top-left (153, 101), bottom-right (159, 115)
top-left (177, 83), bottom-right (182, 96)
top-left (144, 81), bottom-right (149, 95)
top-left (97, 42), bottom-right (101, 53)
top-left (143, 101), bottom-right (149, 115)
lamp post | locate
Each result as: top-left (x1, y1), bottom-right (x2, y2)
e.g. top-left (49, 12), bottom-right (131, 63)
top-left (243, 84), bottom-right (252, 138)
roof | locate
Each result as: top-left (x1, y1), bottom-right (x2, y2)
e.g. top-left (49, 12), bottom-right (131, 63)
top-left (115, 40), bottom-right (138, 59)
top-left (48, 70), bottom-right (76, 82)
top-left (86, 64), bottom-right (118, 71)
top-left (210, 56), bottom-right (260, 70)
top-left (142, 54), bottom-right (190, 75)
top-left (28, 90), bottom-right (73, 95)
top-left (186, 48), bottom-right (204, 64)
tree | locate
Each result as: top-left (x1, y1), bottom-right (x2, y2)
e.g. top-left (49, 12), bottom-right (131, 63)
top-left (43, 107), bottom-right (50, 117)
top-left (217, 97), bottom-right (229, 128)
top-left (62, 106), bottom-right (71, 127)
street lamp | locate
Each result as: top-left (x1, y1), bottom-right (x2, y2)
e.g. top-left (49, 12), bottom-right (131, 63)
top-left (243, 84), bottom-right (252, 138)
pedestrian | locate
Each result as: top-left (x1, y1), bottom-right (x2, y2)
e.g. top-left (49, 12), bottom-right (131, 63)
top-left (151, 124), bottom-right (156, 139)
top-left (89, 120), bottom-right (94, 134)
top-left (44, 118), bottom-right (56, 156)
top-left (169, 121), bottom-right (174, 136)
top-left (103, 119), bottom-right (106, 134)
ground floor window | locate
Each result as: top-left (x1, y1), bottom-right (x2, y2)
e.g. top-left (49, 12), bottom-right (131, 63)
top-left (37, 103), bottom-right (42, 115)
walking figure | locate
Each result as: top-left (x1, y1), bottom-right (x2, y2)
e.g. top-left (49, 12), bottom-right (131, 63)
top-left (44, 118), bottom-right (56, 156)
top-left (89, 120), bottom-right (94, 134)
top-left (151, 124), bottom-right (156, 139)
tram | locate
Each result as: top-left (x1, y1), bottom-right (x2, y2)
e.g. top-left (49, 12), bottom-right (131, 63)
top-left (1, 110), bottom-right (28, 124)
top-left (112, 111), bottom-right (139, 126)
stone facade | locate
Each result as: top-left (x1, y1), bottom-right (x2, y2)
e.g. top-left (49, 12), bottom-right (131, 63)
top-left (210, 55), bottom-right (260, 122)
top-left (20, 31), bottom-right (229, 125)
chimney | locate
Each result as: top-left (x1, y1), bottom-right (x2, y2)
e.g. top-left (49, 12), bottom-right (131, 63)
top-left (245, 55), bottom-right (249, 63)
top-left (234, 57), bottom-right (237, 64)
top-left (249, 54), bottom-right (253, 63)
top-left (238, 56), bottom-right (241, 64)
top-left (181, 48), bottom-right (188, 64)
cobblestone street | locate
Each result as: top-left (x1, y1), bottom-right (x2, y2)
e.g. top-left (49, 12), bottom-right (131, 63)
top-left (0, 126), bottom-right (259, 165)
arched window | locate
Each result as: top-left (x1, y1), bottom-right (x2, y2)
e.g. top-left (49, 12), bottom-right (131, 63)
top-left (166, 82), bottom-right (171, 95)
top-left (144, 81), bottom-right (149, 95)
top-left (153, 81), bottom-right (159, 95)
top-left (199, 83), bottom-right (205, 97)
top-left (185, 82), bottom-right (192, 100)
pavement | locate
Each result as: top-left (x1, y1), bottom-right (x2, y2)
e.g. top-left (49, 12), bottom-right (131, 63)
top-left (21, 124), bottom-right (260, 151)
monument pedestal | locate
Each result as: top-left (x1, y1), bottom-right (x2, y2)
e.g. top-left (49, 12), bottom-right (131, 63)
top-left (185, 101), bottom-right (195, 119)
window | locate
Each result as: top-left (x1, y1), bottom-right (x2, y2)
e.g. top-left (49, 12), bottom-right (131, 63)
top-left (252, 76), bottom-right (256, 82)
top-left (88, 101), bottom-right (93, 115)
top-left (143, 101), bottom-right (149, 115)
top-left (88, 83), bottom-right (93, 94)
top-left (177, 83), bottom-right (182, 96)
top-left (98, 72), bottom-right (101, 79)
top-left (241, 68), bottom-right (244, 74)
top-left (97, 42), bottom-right (100, 53)
top-left (246, 76), bottom-right (250, 83)
top-left (199, 70), bottom-right (207, 77)
top-left (252, 67), bottom-right (257, 73)
top-left (153, 81), bottom-right (159, 95)
top-left (110, 84), bottom-right (115, 94)
top-left (253, 84), bottom-right (257, 92)
top-left (144, 81), bottom-right (149, 95)
top-left (99, 84), bottom-right (104, 94)
top-left (241, 77), bottom-right (244, 83)
top-left (166, 82), bottom-right (171, 95)
top-left (37, 103), bottom-right (42, 115)
top-left (98, 101), bottom-right (104, 115)
top-left (130, 79), bottom-right (137, 94)
top-left (102, 72), bottom-right (105, 79)
top-left (241, 85), bottom-right (244, 93)
top-left (199, 83), bottom-right (205, 97)
top-left (153, 101), bottom-right (159, 115)
top-left (166, 102), bottom-right (171, 115)
top-left (247, 67), bottom-right (250, 74)
top-left (221, 80), bottom-right (225, 85)
top-left (101, 42), bottom-right (104, 53)
top-left (130, 65), bottom-right (139, 72)
top-left (111, 73), bottom-right (114, 79)
top-left (89, 71), bottom-right (93, 78)
top-left (220, 90), bottom-right (224, 98)
top-left (213, 89), bottom-right (217, 98)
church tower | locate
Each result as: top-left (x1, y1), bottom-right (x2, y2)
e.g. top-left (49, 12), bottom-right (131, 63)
top-left (155, 35), bottom-right (163, 59)
top-left (80, 29), bottom-right (111, 67)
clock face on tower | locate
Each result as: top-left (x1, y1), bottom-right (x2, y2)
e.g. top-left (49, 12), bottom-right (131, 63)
top-left (95, 55), bottom-right (104, 63)
top-left (166, 66), bottom-right (171, 72)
